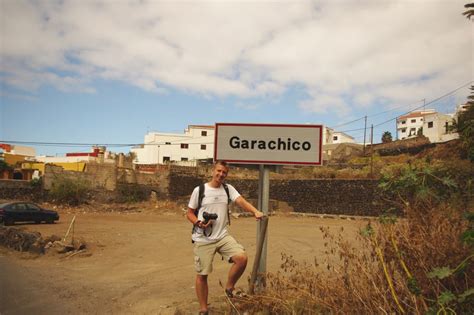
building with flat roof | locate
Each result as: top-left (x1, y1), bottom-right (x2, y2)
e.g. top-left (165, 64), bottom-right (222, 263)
top-left (132, 125), bottom-right (215, 165)
top-left (396, 110), bottom-right (436, 140)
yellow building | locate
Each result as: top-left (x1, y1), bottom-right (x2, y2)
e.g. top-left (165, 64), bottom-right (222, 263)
top-left (21, 162), bottom-right (87, 174)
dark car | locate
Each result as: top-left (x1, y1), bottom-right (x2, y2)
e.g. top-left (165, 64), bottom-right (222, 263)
top-left (0, 202), bottom-right (59, 226)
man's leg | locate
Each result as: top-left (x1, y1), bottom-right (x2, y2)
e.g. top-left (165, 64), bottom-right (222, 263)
top-left (196, 274), bottom-right (209, 312)
top-left (226, 253), bottom-right (248, 291)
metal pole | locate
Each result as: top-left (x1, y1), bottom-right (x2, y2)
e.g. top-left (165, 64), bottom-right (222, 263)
top-left (363, 115), bottom-right (367, 155)
top-left (252, 164), bottom-right (269, 292)
top-left (249, 216), bottom-right (269, 295)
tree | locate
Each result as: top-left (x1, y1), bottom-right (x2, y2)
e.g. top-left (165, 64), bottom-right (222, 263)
top-left (381, 131), bottom-right (393, 143)
top-left (456, 86), bottom-right (474, 161)
top-left (463, 3), bottom-right (474, 19)
top-left (0, 160), bottom-right (12, 172)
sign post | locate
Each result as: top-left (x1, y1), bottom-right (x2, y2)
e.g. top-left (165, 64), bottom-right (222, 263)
top-left (214, 123), bottom-right (323, 293)
top-left (256, 164), bottom-right (270, 289)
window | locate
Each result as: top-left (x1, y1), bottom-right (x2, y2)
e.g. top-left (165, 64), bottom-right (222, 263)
top-left (165, 142), bottom-right (171, 145)
top-left (181, 157), bottom-right (188, 161)
top-left (201, 144), bottom-right (206, 150)
top-left (410, 128), bottom-right (416, 132)
top-left (27, 204), bottom-right (41, 211)
top-left (12, 203), bottom-right (27, 211)
top-left (333, 136), bottom-right (338, 141)
top-left (201, 131), bottom-right (207, 136)
top-left (411, 119), bottom-right (416, 123)
top-left (428, 121), bottom-right (434, 128)
top-left (401, 128), bottom-right (406, 133)
top-left (163, 157), bottom-right (170, 163)
top-left (180, 143), bottom-right (189, 149)
top-left (401, 120), bottom-right (406, 124)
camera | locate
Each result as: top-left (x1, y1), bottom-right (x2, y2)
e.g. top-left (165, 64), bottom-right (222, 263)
top-left (202, 212), bottom-right (218, 224)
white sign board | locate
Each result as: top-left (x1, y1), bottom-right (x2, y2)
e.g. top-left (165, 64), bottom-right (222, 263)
top-left (214, 123), bottom-right (323, 165)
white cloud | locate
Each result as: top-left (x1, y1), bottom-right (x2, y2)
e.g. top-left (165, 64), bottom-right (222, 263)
top-left (0, 0), bottom-right (472, 117)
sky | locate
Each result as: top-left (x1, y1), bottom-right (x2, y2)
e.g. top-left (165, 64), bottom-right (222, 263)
top-left (0, 0), bottom-right (473, 156)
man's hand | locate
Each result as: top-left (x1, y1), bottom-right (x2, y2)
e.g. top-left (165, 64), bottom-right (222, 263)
top-left (195, 220), bottom-right (212, 229)
top-left (254, 210), bottom-right (264, 220)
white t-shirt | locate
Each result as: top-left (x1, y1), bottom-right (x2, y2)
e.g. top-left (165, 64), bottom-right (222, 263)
top-left (188, 183), bottom-right (240, 243)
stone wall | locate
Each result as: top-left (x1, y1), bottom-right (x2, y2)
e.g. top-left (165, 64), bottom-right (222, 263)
top-left (117, 168), bottom-right (169, 197)
top-left (42, 164), bottom-right (117, 191)
top-left (2, 165), bottom-right (390, 216)
top-left (169, 175), bottom-right (389, 216)
top-left (84, 163), bottom-right (117, 190)
top-left (0, 179), bottom-right (43, 200)
top-left (369, 136), bottom-right (433, 156)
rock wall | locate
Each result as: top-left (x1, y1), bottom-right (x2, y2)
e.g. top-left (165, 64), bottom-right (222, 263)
top-left (169, 176), bottom-right (389, 216)
top-left (0, 179), bottom-right (43, 200)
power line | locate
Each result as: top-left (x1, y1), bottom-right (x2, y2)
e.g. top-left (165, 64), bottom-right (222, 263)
top-left (328, 116), bottom-right (365, 129)
top-left (373, 80), bottom-right (472, 129)
top-left (2, 81), bottom-right (471, 149)
top-left (0, 139), bottom-right (215, 148)
top-left (331, 80), bottom-right (472, 132)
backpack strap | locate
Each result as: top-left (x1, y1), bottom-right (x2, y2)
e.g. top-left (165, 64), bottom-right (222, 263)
top-left (194, 183), bottom-right (205, 217)
top-left (223, 183), bottom-right (231, 225)
top-left (191, 183), bottom-right (206, 242)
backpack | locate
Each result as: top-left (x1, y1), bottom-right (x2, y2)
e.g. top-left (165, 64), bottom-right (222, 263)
top-left (193, 182), bottom-right (232, 227)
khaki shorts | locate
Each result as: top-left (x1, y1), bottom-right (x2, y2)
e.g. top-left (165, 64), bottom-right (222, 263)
top-left (193, 235), bottom-right (245, 275)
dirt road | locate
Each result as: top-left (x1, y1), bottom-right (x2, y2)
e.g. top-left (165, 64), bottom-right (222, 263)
top-left (0, 208), bottom-right (367, 315)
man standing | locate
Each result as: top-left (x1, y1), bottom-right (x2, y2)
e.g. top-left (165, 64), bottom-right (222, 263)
top-left (187, 160), bottom-right (264, 314)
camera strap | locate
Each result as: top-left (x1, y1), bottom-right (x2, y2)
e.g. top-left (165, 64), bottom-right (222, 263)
top-left (194, 183), bottom-right (231, 225)
top-left (191, 183), bottom-right (231, 242)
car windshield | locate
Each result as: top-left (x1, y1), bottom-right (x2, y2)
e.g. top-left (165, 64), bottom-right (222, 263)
top-left (0, 203), bottom-right (9, 208)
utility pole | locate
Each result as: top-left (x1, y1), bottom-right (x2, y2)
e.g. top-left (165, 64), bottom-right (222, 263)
top-left (370, 124), bottom-right (374, 178)
top-left (363, 115), bottom-right (367, 155)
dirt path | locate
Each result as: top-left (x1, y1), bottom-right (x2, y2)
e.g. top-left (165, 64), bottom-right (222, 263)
top-left (0, 210), bottom-right (368, 315)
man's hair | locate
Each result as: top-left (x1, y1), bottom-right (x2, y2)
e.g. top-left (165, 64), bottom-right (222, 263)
top-left (214, 160), bottom-right (229, 168)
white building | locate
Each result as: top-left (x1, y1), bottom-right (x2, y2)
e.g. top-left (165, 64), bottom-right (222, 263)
top-left (0, 144), bottom-right (36, 157)
top-left (35, 146), bottom-right (115, 164)
top-left (396, 110), bottom-right (436, 140)
top-left (323, 127), bottom-right (356, 144)
top-left (132, 125), bottom-right (215, 165)
top-left (422, 112), bottom-right (458, 143)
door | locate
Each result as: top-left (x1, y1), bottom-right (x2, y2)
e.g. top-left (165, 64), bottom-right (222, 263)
top-left (26, 203), bottom-right (43, 222)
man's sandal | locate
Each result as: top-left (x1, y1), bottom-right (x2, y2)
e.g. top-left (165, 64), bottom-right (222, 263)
top-left (225, 288), bottom-right (247, 298)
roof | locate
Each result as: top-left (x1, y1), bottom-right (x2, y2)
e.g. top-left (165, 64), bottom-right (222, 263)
top-left (333, 131), bottom-right (354, 140)
top-left (188, 125), bottom-right (215, 129)
top-left (397, 110), bottom-right (436, 121)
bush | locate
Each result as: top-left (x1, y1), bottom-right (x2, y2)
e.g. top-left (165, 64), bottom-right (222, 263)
top-left (236, 158), bottom-right (473, 314)
top-left (236, 204), bottom-right (473, 314)
top-left (115, 184), bottom-right (150, 203)
top-left (49, 175), bottom-right (91, 205)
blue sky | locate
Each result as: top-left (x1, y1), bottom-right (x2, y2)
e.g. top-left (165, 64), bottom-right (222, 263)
top-left (1, 0), bottom-right (472, 156)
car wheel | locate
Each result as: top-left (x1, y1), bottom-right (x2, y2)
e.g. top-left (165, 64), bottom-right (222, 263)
top-left (4, 218), bottom-right (14, 226)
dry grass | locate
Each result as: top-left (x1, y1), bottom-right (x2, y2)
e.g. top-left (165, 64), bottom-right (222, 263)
top-left (233, 204), bottom-right (473, 314)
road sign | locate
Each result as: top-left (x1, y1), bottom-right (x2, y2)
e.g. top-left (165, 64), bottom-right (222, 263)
top-left (214, 123), bottom-right (323, 165)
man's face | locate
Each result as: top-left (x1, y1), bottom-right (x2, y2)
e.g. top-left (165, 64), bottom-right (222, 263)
top-left (212, 164), bottom-right (229, 184)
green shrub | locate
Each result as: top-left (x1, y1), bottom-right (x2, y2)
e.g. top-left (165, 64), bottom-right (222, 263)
top-left (49, 175), bottom-right (91, 205)
top-left (116, 184), bottom-right (150, 203)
